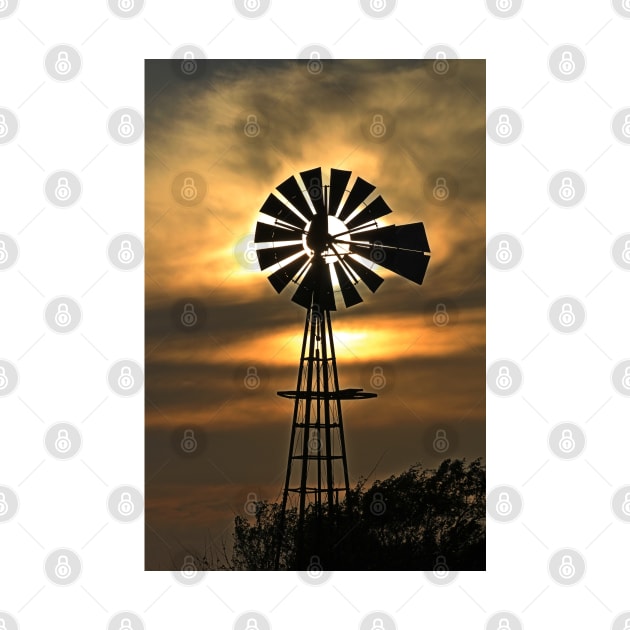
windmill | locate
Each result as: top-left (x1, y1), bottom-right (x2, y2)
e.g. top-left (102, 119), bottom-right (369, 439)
top-left (253, 167), bottom-right (430, 569)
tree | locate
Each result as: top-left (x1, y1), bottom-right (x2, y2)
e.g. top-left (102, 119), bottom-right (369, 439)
top-left (225, 458), bottom-right (485, 570)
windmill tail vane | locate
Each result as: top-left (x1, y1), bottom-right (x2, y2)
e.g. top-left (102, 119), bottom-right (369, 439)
top-left (253, 166), bottom-right (430, 569)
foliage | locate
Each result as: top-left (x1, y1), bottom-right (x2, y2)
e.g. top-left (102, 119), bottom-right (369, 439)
top-left (193, 458), bottom-right (485, 570)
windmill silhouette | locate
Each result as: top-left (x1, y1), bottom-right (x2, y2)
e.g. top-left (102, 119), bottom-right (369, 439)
top-left (254, 167), bottom-right (430, 568)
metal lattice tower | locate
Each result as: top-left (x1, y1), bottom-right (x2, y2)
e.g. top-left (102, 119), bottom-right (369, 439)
top-left (253, 167), bottom-right (431, 568)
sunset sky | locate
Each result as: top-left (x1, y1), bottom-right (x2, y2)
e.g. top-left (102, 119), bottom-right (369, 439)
top-left (144, 59), bottom-right (485, 569)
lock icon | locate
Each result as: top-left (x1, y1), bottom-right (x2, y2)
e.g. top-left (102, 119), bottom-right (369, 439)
top-left (246, 620), bottom-right (259, 630)
top-left (310, 304), bottom-right (322, 325)
top-left (433, 554), bottom-right (449, 576)
top-left (496, 0), bottom-right (512, 11)
top-left (119, 619), bottom-right (133, 630)
top-left (181, 554), bottom-right (196, 577)
top-left (55, 51), bottom-right (72, 75)
top-left (117, 240), bottom-right (135, 264)
top-left (0, 366), bottom-right (7, 390)
top-left (181, 429), bottom-right (197, 452)
top-left (308, 428), bottom-right (321, 452)
top-left (118, 0), bottom-right (134, 11)
top-left (0, 114), bottom-right (7, 138)
top-left (181, 303), bottom-right (198, 327)
top-left (54, 554), bottom-right (72, 579)
top-left (559, 51), bottom-right (576, 75)
top-left (559, 428), bottom-right (575, 453)
top-left (371, 619), bottom-right (385, 630)
top-left (181, 51), bottom-right (197, 75)
top-left (370, 114), bottom-right (386, 138)
top-left (622, 367), bottom-right (630, 389)
top-left (433, 51), bottom-right (449, 75)
top-left (433, 303), bottom-right (449, 327)
top-left (244, 366), bottom-right (260, 390)
top-left (559, 177), bottom-right (575, 201)
top-left (559, 554), bottom-right (575, 579)
top-left (0, 240), bottom-right (8, 264)
top-left (624, 620), bottom-right (630, 630)
top-left (55, 429), bottom-right (72, 453)
top-left (118, 366), bottom-right (134, 390)
top-left (308, 50), bottom-right (323, 74)
top-left (433, 176), bottom-right (449, 200)
top-left (118, 114), bottom-right (134, 138)
top-left (244, 239), bottom-right (257, 264)
top-left (54, 303), bottom-right (72, 327)
top-left (433, 429), bottom-right (449, 453)
top-left (370, 0), bottom-right (386, 10)
top-left (370, 240), bottom-right (385, 263)
top-left (624, 0), bottom-right (630, 10)
top-left (55, 177), bottom-right (72, 201)
top-left (309, 178), bottom-right (322, 199)
top-left (496, 113), bottom-right (512, 138)
top-left (245, 492), bottom-right (257, 514)
top-left (0, 492), bottom-right (8, 515)
top-left (496, 240), bottom-right (513, 264)
top-left (497, 619), bottom-right (511, 630)
top-left (496, 366), bottom-right (512, 390)
top-left (558, 303), bottom-right (575, 327)
top-left (118, 491), bottom-right (134, 515)
top-left (622, 241), bottom-right (630, 264)
top-left (245, 0), bottom-right (261, 10)
top-left (244, 114), bottom-right (260, 137)
top-left (622, 492), bottom-right (630, 516)
top-left (496, 491), bottom-right (512, 515)
top-left (622, 114), bottom-right (630, 138)
top-left (308, 555), bottom-right (323, 578)
top-left (370, 492), bottom-right (386, 515)
top-left (181, 177), bottom-right (198, 201)
top-left (370, 366), bottom-right (386, 389)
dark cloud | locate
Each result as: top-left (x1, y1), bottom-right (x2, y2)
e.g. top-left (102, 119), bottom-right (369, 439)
top-left (145, 270), bottom-right (484, 345)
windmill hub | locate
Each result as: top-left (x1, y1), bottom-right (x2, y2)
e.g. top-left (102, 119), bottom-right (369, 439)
top-left (305, 213), bottom-right (328, 254)
top-left (304, 214), bottom-right (349, 260)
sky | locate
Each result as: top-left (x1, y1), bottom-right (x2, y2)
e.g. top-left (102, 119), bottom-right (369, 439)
top-left (144, 59), bottom-right (486, 569)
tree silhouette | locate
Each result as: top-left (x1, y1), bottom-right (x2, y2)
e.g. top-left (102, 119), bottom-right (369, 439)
top-left (201, 458), bottom-right (485, 571)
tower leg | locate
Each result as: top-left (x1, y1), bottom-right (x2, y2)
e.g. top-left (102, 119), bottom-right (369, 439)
top-left (274, 310), bottom-right (310, 570)
top-left (275, 304), bottom-right (357, 569)
top-left (327, 310), bottom-right (350, 493)
top-left (296, 306), bottom-right (318, 567)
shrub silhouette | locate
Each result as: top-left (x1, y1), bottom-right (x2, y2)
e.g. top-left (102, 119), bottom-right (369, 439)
top-left (222, 458), bottom-right (485, 570)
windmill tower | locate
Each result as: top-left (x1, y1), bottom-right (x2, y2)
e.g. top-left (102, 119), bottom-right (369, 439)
top-left (253, 167), bottom-right (430, 568)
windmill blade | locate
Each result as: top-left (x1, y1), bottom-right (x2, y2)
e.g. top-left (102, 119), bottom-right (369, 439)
top-left (292, 261), bottom-right (336, 310)
top-left (350, 221), bottom-right (430, 252)
top-left (329, 169), bottom-right (351, 216)
top-left (349, 243), bottom-right (430, 285)
top-left (267, 252), bottom-right (310, 293)
top-left (291, 263), bottom-right (317, 308)
top-left (344, 253), bottom-right (384, 293)
top-left (276, 175), bottom-right (314, 219)
top-left (337, 176), bottom-right (376, 221)
top-left (344, 195), bottom-right (392, 231)
top-left (259, 194), bottom-right (307, 230)
top-left (300, 167), bottom-right (326, 216)
top-left (256, 242), bottom-right (305, 270)
top-left (254, 221), bottom-right (303, 244)
top-left (314, 262), bottom-right (336, 310)
top-left (349, 224), bottom-right (397, 245)
top-left (333, 261), bottom-right (363, 308)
